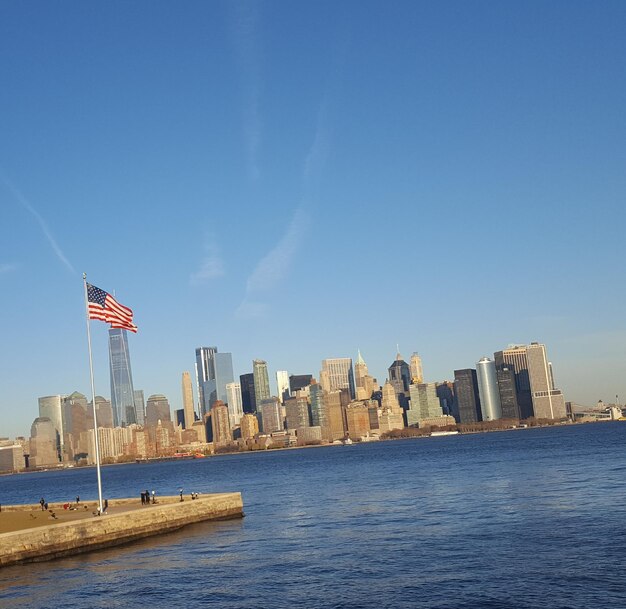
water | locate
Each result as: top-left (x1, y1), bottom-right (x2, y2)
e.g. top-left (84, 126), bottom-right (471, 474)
top-left (1, 423), bottom-right (625, 608)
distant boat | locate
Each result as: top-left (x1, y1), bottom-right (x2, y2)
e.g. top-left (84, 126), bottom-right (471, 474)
top-left (430, 431), bottom-right (459, 437)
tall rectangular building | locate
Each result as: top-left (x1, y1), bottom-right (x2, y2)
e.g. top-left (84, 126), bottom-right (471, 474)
top-left (495, 343), bottom-right (566, 420)
top-left (239, 373), bottom-right (256, 414)
top-left (276, 370), bottom-right (290, 403)
top-left (109, 329), bottom-right (136, 427)
top-left (320, 358), bottom-right (355, 399)
top-left (225, 382), bottom-right (244, 427)
top-left (453, 369), bottom-right (482, 424)
top-left (253, 360), bottom-right (271, 405)
top-left (526, 343), bottom-right (567, 419)
top-left (181, 372), bottom-right (195, 429)
top-left (195, 347), bottom-right (217, 415)
top-left (494, 346), bottom-right (533, 419)
top-left (496, 368), bottom-right (520, 419)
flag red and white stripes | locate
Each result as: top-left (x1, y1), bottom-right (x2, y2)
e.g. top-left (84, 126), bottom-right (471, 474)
top-left (87, 283), bottom-right (138, 333)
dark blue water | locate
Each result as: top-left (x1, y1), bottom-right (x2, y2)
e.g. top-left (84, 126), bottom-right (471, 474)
top-left (2, 423), bottom-right (626, 608)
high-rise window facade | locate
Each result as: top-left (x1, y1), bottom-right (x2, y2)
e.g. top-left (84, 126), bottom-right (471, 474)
top-left (253, 360), bottom-right (271, 405)
top-left (109, 329), bottom-right (136, 427)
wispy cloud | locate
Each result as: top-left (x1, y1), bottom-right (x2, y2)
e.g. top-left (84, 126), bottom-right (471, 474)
top-left (190, 238), bottom-right (225, 286)
top-left (236, 207), bottom-right (308, 318)
top-left (1, 173), bottom-right (76, 274)
top-left (0, 262), bottom-right (18, 275)
top-left (231, 1), bottom-right (262, 180)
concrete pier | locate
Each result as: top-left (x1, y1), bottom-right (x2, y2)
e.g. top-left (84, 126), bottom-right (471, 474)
top-left (0, 492), bottom-right (243, 566)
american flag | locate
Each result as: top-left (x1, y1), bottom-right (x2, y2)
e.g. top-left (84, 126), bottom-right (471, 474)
top-left (87, 283), bottom-right (138, 333)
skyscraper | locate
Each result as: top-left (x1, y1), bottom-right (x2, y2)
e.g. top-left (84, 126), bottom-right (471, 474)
top-left (276, 370), bottom-right (290, 403)
top-left (253, 360), bottom-right (271, 405)
top-left (495, 343), bottom-right (566, 420)
top-left (320, 358), bottom-right (355, 399)
top-left (309, 381), bottom-right (327, 430)
top-left (133, 390), bottom-right (145, 427)
top-left (213, 353), bottom-right (235, 406)
top-left (225, 382), bottom-right (244, 427)
top-left (476, 358), bottom-right (503, 421)
top-left (109, 329), bottom-right (136, 427)
top-left (195, 346), bottom-right (217, 415)
top-left (239, 373), bottom-right (257, 414)
top-left (259, 397), bottom-right (283, 433)
top-left (181, 371), bottom-right (195, 429)
top-left (494, 346), bottom-right (533, 419)
top-left (454, 369), bottom-right (482, 423)
top-left (388, 353), bottom-right (410, 393)
top-left (38, 395), bottom-right (64, 460)
top-left (289, 374), bottom-right (313, 394)
top-left (526, 343), bottom-right (567, 419)
top-left (355, 351), bottom-right (376, 400)
top-left (497, 368), bottom-right (520, 419)
top-left (211, 400), bottom-right (232, 445)
top-left (410, 353), bottom-right (424, 384)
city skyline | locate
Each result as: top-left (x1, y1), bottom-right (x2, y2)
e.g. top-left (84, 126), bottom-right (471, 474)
top-left (2, 1), bottom-right (626, 437)
top-left (3, 336), bottom-right (609, 440)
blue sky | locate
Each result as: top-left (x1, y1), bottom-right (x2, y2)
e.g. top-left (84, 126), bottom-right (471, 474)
top-left (1, 1), bottom-right (625, 438)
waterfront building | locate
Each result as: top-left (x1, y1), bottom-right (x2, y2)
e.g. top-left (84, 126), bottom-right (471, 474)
top-left (388, 353), bottom-right (411, 393)
top-left (379, 382), bottom-right (405, 432)
top-left (325, 390), bottom-right (346, 441)
top-left (145, 394), bottom-right (172, 428)
top-left (38, 395), bottom-right (64, 460)
top-left (476, 358), bottom-right (503, 421)
top-left (192, 419), bottom-right (207, 443)
top-left (225, 382), bottom-right (244, 427)
top-left (211, 400), bottom-right (232, 445)
top-left (454, 369), bottom-right (482, 423)
top-left (94, 396), bottom-right (114, 428)
top-left (320, 358), bottom-right (355, 399)
top-left (494, 345), bottom-right (533, 419)
top-left (29, 417), bottom-right (58, 467)
top-left (239, 372), bottom-right (256, 414)
top-left (182, 371), bottom-right (195, 429)
top-left (354, 351), bottom-right (377, 400)
top-left (410, 353), bottom-right (424, 384)
top-left (526, 343), bottom-right (567, 419)
top-left (496, 368), bottom-right (520, 419)
top-left (133, 390), bottom-right (145, 427)
top-left (174, 409), bottom-right (185, 427)
top-left (276, 370), bottom-right (290, 403)
top-left (285, 396), bottom-right (310, 430)
top-left (436, 381), bottom-right (456, 418)
top-left (388, 353), bottom-right (411, 417)
top-left (109, 328), bottom-right (137, 427)
top-left (495, 343), bottom-right (566, 420)
top-left (195, 346), bottom-right (217, 415)
top-left (62, 392), bottom-right (89, 440)
top-left (259, 397), bottom-right (283, 434)
top-left (202, 353), bottom-right (235, 414)
top-left (345, 401), bottom-right (371, 439)
top-left (289, 374), bottom-right (313, 394)
top-left (297, 426), bottom-right (322, 445)
top-left (407, 383), bottom-right (443, 426)
top-left (253, 360), bottom-right (271, 406)
top-left (309, 380), bottom-right (328, 431)
top-left (240, 413), bottom-right (259, 440)
top-left (0, 445), bottom-right (24, 473)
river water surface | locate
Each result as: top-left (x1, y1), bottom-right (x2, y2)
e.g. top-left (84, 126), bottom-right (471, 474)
top-left (1, 423), bottom-right (625, 608)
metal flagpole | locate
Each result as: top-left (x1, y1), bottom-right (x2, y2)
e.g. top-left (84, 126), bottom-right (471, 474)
top-left (83, 273), bottom-right (104, 515)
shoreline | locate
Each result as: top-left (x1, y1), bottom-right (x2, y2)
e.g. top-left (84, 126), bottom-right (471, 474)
top-left (2, 418), bottom-right (617, 478)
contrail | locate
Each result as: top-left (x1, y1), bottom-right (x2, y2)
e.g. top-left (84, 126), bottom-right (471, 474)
top-left (1, 173), bottom-right (76, 274)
